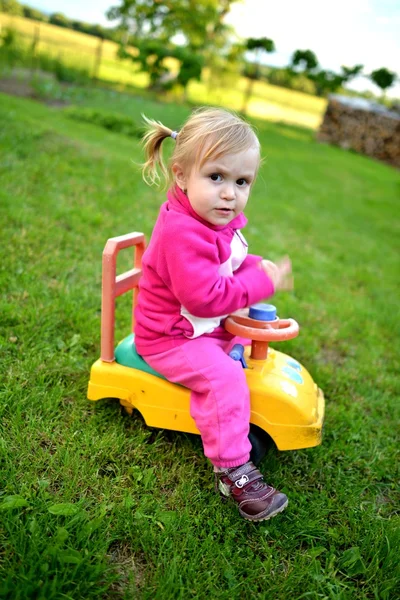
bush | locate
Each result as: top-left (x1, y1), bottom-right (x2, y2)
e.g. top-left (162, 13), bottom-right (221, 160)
top-left (0, 27), bottom-right (27, 67)
top-left (0, 0), bottom-right (23, 16)
top-left (22, 5), bottom-right (49, 22)
top-left (64, 106), bottom-right (143, 138)
top-left (266, 67), bottom-right (317, 95)
top-left (0, 27), bottom-right (91, 84)
top-left (52, 59), bottom-right (90, 84)
top-left (29, 76), bottom-right (88, 104)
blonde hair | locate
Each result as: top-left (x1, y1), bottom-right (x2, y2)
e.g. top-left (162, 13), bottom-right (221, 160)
top-left (142, 107), bottom-right (260, 188)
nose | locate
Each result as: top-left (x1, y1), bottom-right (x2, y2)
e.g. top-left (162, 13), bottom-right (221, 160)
top-left (221, 182), bottom-right (235, 200)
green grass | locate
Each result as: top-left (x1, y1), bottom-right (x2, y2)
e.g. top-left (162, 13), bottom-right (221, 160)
top-left (1, 89), bottom-right (399, 600)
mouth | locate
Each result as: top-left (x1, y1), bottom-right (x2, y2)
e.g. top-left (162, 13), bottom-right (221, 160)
top-left (215, 207), bottom-right (233, 214)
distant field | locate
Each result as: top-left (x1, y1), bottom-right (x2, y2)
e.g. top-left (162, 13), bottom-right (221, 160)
top-left (0, 12), bottom-right (326, 129)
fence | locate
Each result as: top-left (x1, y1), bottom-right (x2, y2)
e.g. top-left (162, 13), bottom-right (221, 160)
top-left (0, 13), bottom-right (146, 88)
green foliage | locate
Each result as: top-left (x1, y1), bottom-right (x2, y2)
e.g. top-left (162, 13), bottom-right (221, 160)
top-left (21, 4), bottom-right (49, 22)
top-left (242, 36), bottom-right (276, 113)
top-left (308, 69), bottom-right (346, 97)
top-left (289, 57), bottom-right (366, 98)
top-left (0, 0), bottom-right (22, 15)
top-left (52, 59), bottom-right (90, 84)
top-left (244, 37), bottom-right (275, 81)
top-left (47, 13), bottom-right (117, 41)
top-left (174, 46), bottom-right (203, 88)
top-left (289, 49), bottom-right (335, 96)
top-left (291, 49), bottom-right (319, 72)
top-left (266, 66), bottom-right (317, 95)
top-left (108, 0), bottom-right (240, 90)
top-left (65, 106), bottom-right (143, 137)
top-left (0, 495), bottom-right (30, 510)
top-left (0, 26), bottom-right (90, 84)
top-left (246, 36), bottom-right (275, 53)
top-left (0, 26), bottom-right (24, 66)
top-left (370, 67), bottom-right (397, 93)
top-left (107, 0), bottom-right (239, 49)
top-left (48, 12), bottom-right (70, 28)
top-left (5, 5), bottom-right (393, 103)
top-left (120, 38), bottom-right (204, 90)
top-left (341, 64), bottom-right (364, 81)
top-left (1, 0), bottom-right (117, 41)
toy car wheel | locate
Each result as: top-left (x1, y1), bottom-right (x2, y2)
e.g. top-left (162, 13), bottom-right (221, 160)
top-left (249, 425), bottom-right (272, 466)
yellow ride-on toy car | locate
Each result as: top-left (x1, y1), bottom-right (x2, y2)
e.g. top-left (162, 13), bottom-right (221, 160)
top-left (88, 232), bottom-right (325, 464)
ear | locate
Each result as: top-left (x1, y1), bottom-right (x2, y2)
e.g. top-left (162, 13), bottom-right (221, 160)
top-left (172, 163), bottom-right (186, 190)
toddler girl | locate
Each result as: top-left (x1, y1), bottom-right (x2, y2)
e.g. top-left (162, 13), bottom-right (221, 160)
top-left (134, 107), bottom-right (292, 522)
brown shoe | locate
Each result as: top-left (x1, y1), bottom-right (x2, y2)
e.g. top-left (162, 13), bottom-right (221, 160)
top-left (215, 461), bottom-right (288, 522)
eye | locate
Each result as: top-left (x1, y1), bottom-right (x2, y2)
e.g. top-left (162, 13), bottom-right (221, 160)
top-left (210, 173), bottom-right (222, 182)
top-left (236, 178), bottom-right (248, 187)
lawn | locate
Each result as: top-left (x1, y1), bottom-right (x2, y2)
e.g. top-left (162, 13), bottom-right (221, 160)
top-left (0, 89), bottom-right (399, 600)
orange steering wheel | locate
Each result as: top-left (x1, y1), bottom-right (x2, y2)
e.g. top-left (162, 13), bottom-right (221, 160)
top-left (224, 306), bottom-right (299, 360)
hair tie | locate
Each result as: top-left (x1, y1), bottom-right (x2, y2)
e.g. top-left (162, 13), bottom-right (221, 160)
top-left (170, 131), bottom-right (178, 140)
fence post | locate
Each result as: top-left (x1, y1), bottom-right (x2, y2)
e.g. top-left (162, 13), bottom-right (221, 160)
top-left (30, 22), bottom-right (41, 75)
top-left (92, 36), bottom-right (103, 81)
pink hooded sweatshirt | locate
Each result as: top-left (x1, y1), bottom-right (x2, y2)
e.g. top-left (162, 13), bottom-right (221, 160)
top-left (134, 186), bottom-right (275, 355)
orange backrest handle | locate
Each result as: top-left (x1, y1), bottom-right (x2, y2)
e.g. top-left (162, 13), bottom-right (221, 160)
top-left (101, 232), bottom-right (146, 362)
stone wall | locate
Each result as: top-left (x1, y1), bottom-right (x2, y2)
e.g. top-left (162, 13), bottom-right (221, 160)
top-left (317, 95), bottom-right (400, 168)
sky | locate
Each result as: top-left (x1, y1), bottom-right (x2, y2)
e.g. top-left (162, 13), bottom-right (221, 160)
top-left (23, 0), bottom-right (400, 97)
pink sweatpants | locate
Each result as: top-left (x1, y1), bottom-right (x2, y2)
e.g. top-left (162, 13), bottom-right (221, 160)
top-left (144, 336), bottom-right (251, 469)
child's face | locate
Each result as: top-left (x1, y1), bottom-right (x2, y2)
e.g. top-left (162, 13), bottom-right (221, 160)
top-left (173, 146), bottom-right (259, 226)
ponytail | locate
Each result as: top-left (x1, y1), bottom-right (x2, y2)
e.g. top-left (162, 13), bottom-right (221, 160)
top-left (141, 115), bottom-right (176, 187)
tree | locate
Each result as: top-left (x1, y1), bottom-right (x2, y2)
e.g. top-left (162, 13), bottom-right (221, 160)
top-left (266, 66), bottom-right (316, 94)
top-left (291, 54), bottom-right (364, 97)
top-left (119, 38), bottom-right (203, 92)
top-left (108, 0), bottom-right (241, 93)
top-left (308, 69), bottom-right (346, 97)
top-left (290, 49), bottom-right (318, 73)
top-left (0, 0), bottom-right (23, 15)
top-left (341, 64), bottom-right (363, 82)
top-left (22, 5), bottom-right (48, 21)
top-left (370, 67), bottom-right (397, 98)
top-left (49, 13), bottom-right (71, 28)
top-left (309, 64), bottom-right (364, 98)
top-left (241, 37), bottom-right (275, 114)
top-left (201, 1), bottom-right (244, 93)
